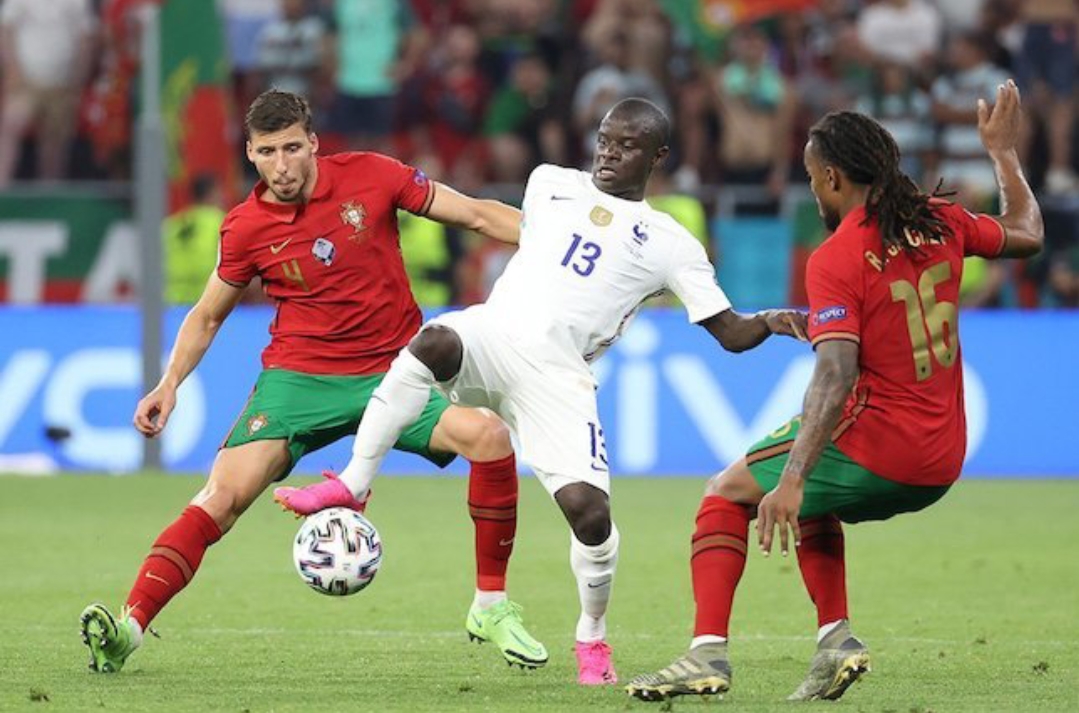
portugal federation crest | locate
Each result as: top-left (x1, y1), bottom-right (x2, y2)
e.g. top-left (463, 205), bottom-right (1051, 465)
top-left (339, 200), bottom-right (367, 239)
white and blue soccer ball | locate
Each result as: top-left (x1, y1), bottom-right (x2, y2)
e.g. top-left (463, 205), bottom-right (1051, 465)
top-left (293, 507), bottom-right (382, 596)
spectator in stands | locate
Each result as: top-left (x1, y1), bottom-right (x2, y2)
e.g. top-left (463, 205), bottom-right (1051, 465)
top-left (856, 62), bottom-right (932, 183)
top-left (220, 0), bottom-right (283, 114)
top-left (856, 0), bottom-right (943, 73)
top-left (484, 52), bottom-right (565, 182)
top-left (714, 24), bottom-right (795, 200)
top-left (573, 29), bottom-right (668, 164)
top-left (254, 0), bottom-right (328, 99)
top-left (930, 31), bottom-right (1010, 209)
top-left (326, 0), bottom-right (426, 152)
top-left (163, 174), bottom-right (226, 305)
top-left (0, 0), bottom-right (96, 187)
top-left (1015, 0), bottom-right (1079, 195)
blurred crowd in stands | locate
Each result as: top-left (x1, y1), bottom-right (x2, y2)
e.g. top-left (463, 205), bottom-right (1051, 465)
top-left (1, 0), bottom-right (1078, 307)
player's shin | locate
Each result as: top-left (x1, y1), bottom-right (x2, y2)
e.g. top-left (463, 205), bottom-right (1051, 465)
top-left (795, 515), bottom-right (849, 634)
top-left (339, 348), bottom-right (436, 496)
top-left (690, 496), bottom-right (750, 647)
top-left (125, 505), bottom-right (223, 630)
top-left (570, 523), bottom-right (619, 642)
top-left (469, 454), bottom-right (517, 605)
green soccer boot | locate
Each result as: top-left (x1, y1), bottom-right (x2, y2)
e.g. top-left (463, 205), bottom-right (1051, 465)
top-left (788, 620), bottom-right (870, 701)
top-left (80, 603), bottom-right (140, 673)
top-left (465, 599), bottom-right (548, 668)
top-left (625, 642), bottom-right (732, 701)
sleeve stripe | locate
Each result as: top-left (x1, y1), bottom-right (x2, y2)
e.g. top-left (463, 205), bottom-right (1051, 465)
top-left (810, 331), bottom-right (860, 347)
top-left (416, 181), bottom-right (436, 217)
top-left (986, 215), bottom-right (1007, 257)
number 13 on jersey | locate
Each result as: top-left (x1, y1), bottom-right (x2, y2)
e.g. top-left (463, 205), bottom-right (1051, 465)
top-left (561, 234), bottom-right (602, 277)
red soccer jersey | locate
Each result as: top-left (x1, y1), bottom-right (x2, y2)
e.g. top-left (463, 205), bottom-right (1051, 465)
top-left (217, 153), bottom-right (435, 374)
top-left (805, 202), bottom-right (1006, 485)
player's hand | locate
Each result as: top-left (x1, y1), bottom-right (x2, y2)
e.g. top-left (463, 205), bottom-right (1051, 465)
top-left (764, 309), bottom-right (809, 342)
top-left (757, 480), bottom-right (803, 557)
top-left (978, 79), bottom-right (1022, 157)
top-left (133, 384), bottom-right (177, 438)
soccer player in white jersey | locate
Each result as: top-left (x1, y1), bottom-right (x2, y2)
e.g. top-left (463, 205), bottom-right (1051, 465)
top-left (276, 98), bottom-right (809, 685)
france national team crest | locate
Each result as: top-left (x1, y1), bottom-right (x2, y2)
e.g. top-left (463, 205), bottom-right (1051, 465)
top-left (312, 237), bottom-right (336, 266)
top-left (339, 201), bottom-right (367, 238)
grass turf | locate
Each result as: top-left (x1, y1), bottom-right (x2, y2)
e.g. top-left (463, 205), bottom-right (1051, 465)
top-left (1, 475), bottom-right (1077, 712)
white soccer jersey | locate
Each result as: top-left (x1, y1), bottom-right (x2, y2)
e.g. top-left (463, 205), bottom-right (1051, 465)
top-left (484, 164), bottom-right (731, 366)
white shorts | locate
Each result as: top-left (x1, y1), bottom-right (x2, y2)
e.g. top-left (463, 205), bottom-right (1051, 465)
top-left (428, 306), bottom-right (610, 496)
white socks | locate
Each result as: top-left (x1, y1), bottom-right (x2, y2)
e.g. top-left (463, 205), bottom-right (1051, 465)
top-left (127, 617), bottom-right (144, 648)
top-left (570, 523), bottom-right (620, 643)
top-left (691, 635), bottom-right (727, 650)
top-left (339, 348), bottom-right (436, 497)
top-left (473, 589), bottom-right (508, 610)
top-left (818, 619), bottom-right (844, 643)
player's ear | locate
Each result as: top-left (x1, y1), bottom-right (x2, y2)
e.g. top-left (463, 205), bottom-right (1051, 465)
top-left (245, 140), bottom-right (255, 163)
top-left (652, 145), bottom-right (670, 168)
top-left (825, 165), bottom-right (840, 192)
top-left (309, 132), bottom-right (319, 154)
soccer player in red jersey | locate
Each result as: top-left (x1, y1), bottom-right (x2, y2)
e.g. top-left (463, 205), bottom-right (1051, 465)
top-left (80, 90), bottom-right (546, 672)
top-left (627, 80), bottom-right (1044, 702)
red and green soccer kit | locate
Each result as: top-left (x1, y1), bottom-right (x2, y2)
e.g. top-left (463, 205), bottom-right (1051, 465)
top-left (747, 202), bottom-right (1006, 521)
top-left (216, 152), bottom-right (453, 473)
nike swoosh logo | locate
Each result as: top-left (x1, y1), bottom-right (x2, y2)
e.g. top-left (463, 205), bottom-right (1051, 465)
top-left (550, 195), bottom-right (573, 201)
top-left (590, 464), bottom-right (609, 472)
top-left (510, 630), bottom-right (544, 656)
top-left (587, 578), bottom-right (612, 589)
top-left (145, 571), bottom-right (170, 586)
top-left (498, 538), bottom-right (515, 547)
top-left (270, 238), bottom-right (292, 254)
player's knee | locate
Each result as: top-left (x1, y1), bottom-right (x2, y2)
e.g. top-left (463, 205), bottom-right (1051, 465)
top-left (191, 482), bottom-right (249, 533)
top-left (464, 412), bottom-right (513, 461)
top-left (409, 326), bottom-right (462, 381)
top-left (557, 485), bottom-right (612, 545)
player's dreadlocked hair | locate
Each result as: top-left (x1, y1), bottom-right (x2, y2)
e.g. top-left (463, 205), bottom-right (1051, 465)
top-left (809, 111), bottom-right (953, 257)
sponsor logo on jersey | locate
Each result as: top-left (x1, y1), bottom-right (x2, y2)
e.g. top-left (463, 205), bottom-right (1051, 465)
top-left (632, 223), bottom-right (649, 245)
top-left (312, 237), bottom-right (336, 266)
top-left (413, 169), bottom-right (428, 186)
top-left (269, 237), bottom-right (292, 254)
top-left (589, 205), bottom-right (613, 227)
top-left (812, 305), bottom-right (847, 326)
top-left (246, 413), bottom-right (269, 435)
top-left (339, 201), bottom-right (367, 238)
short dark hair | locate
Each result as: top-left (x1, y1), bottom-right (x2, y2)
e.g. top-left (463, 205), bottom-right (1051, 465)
top-left (607, 97), bottom-right (671, 150)
top-left (245, 89), bottom-right (313, 137)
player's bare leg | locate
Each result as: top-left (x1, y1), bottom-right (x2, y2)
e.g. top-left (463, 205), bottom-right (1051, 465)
top-left (81, 440), bottom-right (289, 672)
top-left (555, 482), bottom-right (619, 684)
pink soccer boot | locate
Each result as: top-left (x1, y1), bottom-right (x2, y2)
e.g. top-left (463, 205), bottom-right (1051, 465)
top-left (575, 640), bottom-right (617, 685)
top-left (273, 470), bottom-right (370, 516)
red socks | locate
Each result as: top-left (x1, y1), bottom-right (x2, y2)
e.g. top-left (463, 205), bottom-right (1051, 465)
top-left (468, 454), bottom-right (518, 592)
top-left (796, 515), bottom-right (848, 626)
top-left (125, 505), bottom-right (222, 630)
top-left (691, 495), bottom-right (751, 638)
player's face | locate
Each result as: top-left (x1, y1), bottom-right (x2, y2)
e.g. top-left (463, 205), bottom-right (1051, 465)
top-left (804, 140), bottom-right (842, 231)
top-left (592, 115), bottom-right (667, 200)
top-left (246, 123), bottom-right (319, 203)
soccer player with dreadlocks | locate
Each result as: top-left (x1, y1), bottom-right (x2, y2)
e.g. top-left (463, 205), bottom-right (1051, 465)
top-left (627, 80), bottom-right (1043, 703)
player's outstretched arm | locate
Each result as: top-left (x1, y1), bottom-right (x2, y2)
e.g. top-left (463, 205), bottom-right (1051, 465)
top-left (978, 79), bottom-right (1044, 258)
top-left (133, 274), bottom-right (244, 437)
top-left (757, 339), bottom-right (858, 556)
top-left (697, 308), bottom-right (808, 353)
top-left (425, 182), bottom-right (521, 244)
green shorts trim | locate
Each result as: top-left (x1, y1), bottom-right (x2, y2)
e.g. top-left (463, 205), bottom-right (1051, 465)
top-left (223, 369), bottom-right (454, 479)
top-left (746, 416), bottom-right (950, 523)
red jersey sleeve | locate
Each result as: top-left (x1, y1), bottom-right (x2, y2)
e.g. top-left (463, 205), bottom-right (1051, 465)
top-left (806, 238), bottom-right (862, 347)
top-left (216, 213), bottom-right (256, 286)
top-left (368, 153), bottom-right (435, 216)
top-left (956, 206), bottom-right (1007, 258)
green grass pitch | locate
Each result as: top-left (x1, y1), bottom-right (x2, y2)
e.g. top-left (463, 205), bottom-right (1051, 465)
top-left (1, 475), bottom-right (1077, 712)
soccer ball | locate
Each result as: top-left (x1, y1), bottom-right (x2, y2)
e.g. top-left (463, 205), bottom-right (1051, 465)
top-left (293, 507), bottom-right (382, 596)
